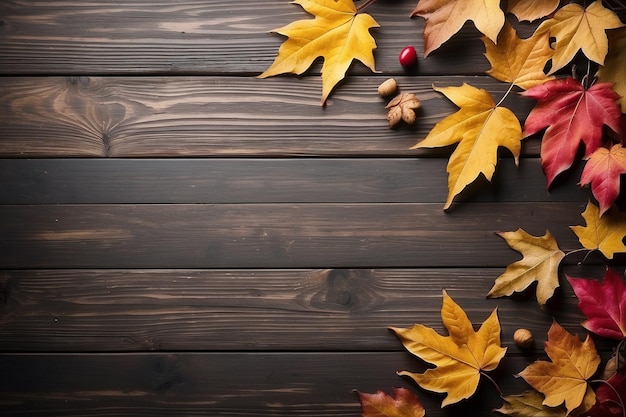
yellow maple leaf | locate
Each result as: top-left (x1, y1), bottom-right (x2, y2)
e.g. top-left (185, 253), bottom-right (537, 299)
top-left (517, 321), bottom-right (600, 415)
top-left (258, 0), bottom-right (379, 105)
top-left (598, 27), bottom-right (626, 113)
top-left (506, 0), bottom-right (560, 22)
top-left (570, 201), bottom-right (626, 259)
top-left (411, 83), bottom-right (522, 210)
top-left (412, 0), bottom-right (504, 57)
top-left (535, 1), bottom-right (624, 74)
top-left (483, 23), bottom-right (554, 90)
top-left (487, 229), bottom-right (565, 305)
top-left (390, 290), bottom-right (507, 407)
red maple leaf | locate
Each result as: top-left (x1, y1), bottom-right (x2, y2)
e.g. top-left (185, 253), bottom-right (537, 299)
top-left (522, 78), bottom-right (622, 187)
top-left (579, 144), bottom-right (626, 216)
top-left (585, 370), bottom-right (626, 417)
top-left (567, 268), bottom-right (626, 340)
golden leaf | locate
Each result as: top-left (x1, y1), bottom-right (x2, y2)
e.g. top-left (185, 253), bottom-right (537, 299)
top-left (411, 83), bottom-right (522, 210)
top-left (386, 93), bottom-right (421, 128)
top-left (259, 0), bottom-right (379, 104)
top-left (570, 201), bottom-right (626, 259)
top-left (483, 22), bottom-right (554, 90)
top-left (496, 390), bottom-right (567, 417)
top-left (598, 27), bottom-right (626, 113)
top-left (517, 321), bottom-right (600, 415)
top-left (506, 0), bottom-right (560, 22)
top-left (535, 1), bottom-right (624, 74)
top-left (412, 0), bottom-right (504, 57)
top-left (390, 290), bottom-right (506, 407)
top-left (487, 229), bottom-right (565, 305)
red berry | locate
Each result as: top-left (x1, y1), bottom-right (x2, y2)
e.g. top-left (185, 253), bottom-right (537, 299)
top-left (399, 46), bottom-right (417, 69)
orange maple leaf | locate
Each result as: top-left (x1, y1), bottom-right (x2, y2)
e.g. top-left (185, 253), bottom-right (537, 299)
top-left (411, 0), bottom-right (504, 57)
top-left (517, 321), bottom-right (600, 415)
top-left (579, 144), bottom-right (626, 216)
top-left (355, 388), bottom-right (425, 417)
top-left (259, 0), bottom-right (379, 105)
top-left (506, 0), bottom-right (560, 22)
top-left (390, 290), bottom-right (506, 407)
top-left (412, 83), bottom-right (522, 210)
top-left (535, 1), bottom-right (624, 74)
top-left (570, 201), bottom-right (626, 259)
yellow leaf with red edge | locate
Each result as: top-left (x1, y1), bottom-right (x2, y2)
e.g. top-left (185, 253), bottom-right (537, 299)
top-left (517, 321), bottom-right (600, 415)
top-left (506, 0), bottom-right (560, 22)
top-left (355, 388), bottom-right (425, 417)
top-left (487, 229), bottom-right (565, 305)
top-left (411, 83), bottom-right (522, 210)
top-left (411, 0), bottom-right (504, 57)
top-left (598, 27), bottom-right (626, 113)
top-left (259, 0), bottom-right (379, 105)
top-left (579, 144), bottom-right (626, 216)
top-left (570, 201), bottom-right (626, 259)
top-left (535, 1), bottom-right (624, 74)
top-left (390, 290), bottom-right (506, 407)
top-left (483, 22), bottom-right (554, 90)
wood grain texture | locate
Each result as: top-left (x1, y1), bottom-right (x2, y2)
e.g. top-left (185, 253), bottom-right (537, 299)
top-left (0, 267), bottom-right (615, 353)
top-left (0, 202), bottom-right (599, 269)
top-left (0, 0), bottom-right (520, 76)
top-left (0, 158), bottom-right (587, 204)
top-left (0, 351), bottom-right (602, 417)
top-left (0, 76), bottom-right (538, 157)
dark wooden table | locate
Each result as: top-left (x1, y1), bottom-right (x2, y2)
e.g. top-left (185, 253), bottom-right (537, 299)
top-left (0, 1), bottom-right (624, 416)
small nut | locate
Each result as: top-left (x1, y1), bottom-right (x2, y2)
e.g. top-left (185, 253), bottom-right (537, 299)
top-left (513, 328), bottom-right (534, 350)
top-left (378, 78), bottom-right (398, 97)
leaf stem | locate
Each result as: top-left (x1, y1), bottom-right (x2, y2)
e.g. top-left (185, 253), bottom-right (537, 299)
top-left (480, 371), bottom-right (503, 397)
top-left (495, 83), bottom-right (515, 108)
top-left (356, 0), bottom-right (378, 12)
top-left (561, 248), bottom-right (593, 265)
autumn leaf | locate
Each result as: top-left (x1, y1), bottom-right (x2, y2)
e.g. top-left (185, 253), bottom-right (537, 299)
top-left (487, 229), bottom-right (565, 305)
top-left (390, 290), bottom-right (507, 407)
top-left (567, 268), bottom-right (626, 340)
top-left (386, 93), bottom-right (421, 128)
top-left (570, 201), bottom-right (626, 259)
top-left (483, 22), bottom-right (554, 90)
top-left (579, 144), bottom-right (626, 216)
top-left (506, 0), bottom-right (560, 22)
top-left (522, 78), bottom-right (622, 188)
top-left (355, 388), bottom-right (425, 417)
top-left (411, 83), bottom-right (522, 210)
top-left (495, 390), bottom-right (567, 417)
top-left (534, 1), bottom-right (624, 74)
top-left (411, 0), bottom-right (504, 57)
top-left (598, 27), bottom-right (626, 113)
top-left (585, 370), bottom-right (626, 417)
top-left (517, 321), bottom-right (600, 415)
top-left (259, 0), bottom-right (379, 105)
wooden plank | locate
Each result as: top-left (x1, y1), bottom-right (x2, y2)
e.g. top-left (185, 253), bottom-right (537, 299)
top-left (0, 0), bottom-right (529, 76)
top-left (0, 351), bottom-right (601, 417)
top-left (0, 76), bottom-right (539, 157)
top-left (0, 158), bottom-right (587, 205)
top-left (0, 267), bottom-right (616, 352)
top-left (0, 202), bottom-right (604, 269)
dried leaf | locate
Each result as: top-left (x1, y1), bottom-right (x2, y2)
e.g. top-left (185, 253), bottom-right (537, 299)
top-left (506, 0), bottom-right (560, 22)
top-left (522, 78), bottom-right (622, 188)
top-left (386, 93), bottom-right (421, 127)
top-left (355, 388), bottom-right (425, 417)
top-left (579, 144), bottom-right (626, 216)
top-left (411, 83), bottom-right (522, 210)
top-left (495, 390), bottom-right (567, 417)
top-left (483, 22), bottom-right (554, 90)
top-left (534, 1), bottom-right (624, 74)
top-left (570, 201), bottom-right (626, 259)
top-left (567, 268), bottom-right (626, 340)
top-left (487, 229), bottom-right (565, 305)
top-left (517, 321), bottom-right (600, 415)
top-left (259, 0), bottom-right (379, 104)
top-left (390, 290), bottom-right (506, 407)
top-left (598, 27), bottom-right (626, 113)
top-left (411, 0), bottom-right (504, 56)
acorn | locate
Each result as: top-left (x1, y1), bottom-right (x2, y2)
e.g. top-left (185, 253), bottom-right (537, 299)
top-left (378, 78), bottom-right (398, 97)
top-left (513, 328), bottom-right (534, 350)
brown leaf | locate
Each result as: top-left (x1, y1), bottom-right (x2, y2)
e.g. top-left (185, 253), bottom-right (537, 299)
top-left (355, 388), bottom-right (425, 417)
top-left (386, 93), bottom-right (421, 128)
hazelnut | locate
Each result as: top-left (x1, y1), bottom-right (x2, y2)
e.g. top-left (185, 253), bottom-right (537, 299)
top-left (378, 78), bottom-right (398, 97)
top-left (513, 328), bottom-right (534, 350)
